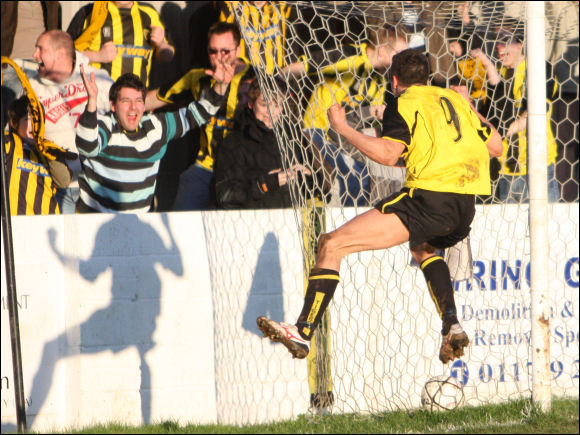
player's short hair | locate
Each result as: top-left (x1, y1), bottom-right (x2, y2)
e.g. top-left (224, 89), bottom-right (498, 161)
top-left (390, 49), bottom-right (430, 86)
top-left (208, 21), bottom-right (241, 47)
top-left (109, 73), bottom-right (146, 103)
top-left (43, 30), bottom-right (76, 63)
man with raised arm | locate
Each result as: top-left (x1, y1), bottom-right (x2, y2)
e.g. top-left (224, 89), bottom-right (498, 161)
top-left (75, 59), bottom-right (233, 213)
top-left (257, 49), bottom-right (503, 364)
top-left (470, 29), bottom-right (559, 203)
top-left (26, 30), bottom-right (114, 214)
top-left (146, 22), bottom-right (254, 211)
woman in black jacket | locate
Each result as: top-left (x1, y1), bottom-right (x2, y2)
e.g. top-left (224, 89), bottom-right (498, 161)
top-left (213, 78), bottom-right (310, 209)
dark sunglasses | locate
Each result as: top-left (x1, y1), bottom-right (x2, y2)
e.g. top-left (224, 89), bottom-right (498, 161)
top-left (207, 48), bottom-right (235, 55)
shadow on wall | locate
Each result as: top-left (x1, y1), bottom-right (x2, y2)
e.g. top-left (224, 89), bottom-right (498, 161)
top-left (27, 213), bottom-right (183, 427)
top-left (242, 232), bottom-right (285, 334)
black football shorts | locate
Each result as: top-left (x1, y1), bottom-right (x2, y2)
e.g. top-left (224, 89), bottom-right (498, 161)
top-left (374, 187), bottom-right (476, 250)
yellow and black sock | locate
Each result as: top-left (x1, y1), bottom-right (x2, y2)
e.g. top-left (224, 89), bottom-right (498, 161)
top-left (296, 268), bottom-right (340, 340)
top-left (420, 256), bottom-right (458, 335)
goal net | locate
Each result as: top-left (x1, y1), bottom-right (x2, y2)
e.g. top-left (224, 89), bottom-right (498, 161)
top-left (233, 1), bottom-right (579, 415)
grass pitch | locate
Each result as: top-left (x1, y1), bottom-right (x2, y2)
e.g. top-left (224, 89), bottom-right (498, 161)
top-left (31, 397), bottom-right (578, 434)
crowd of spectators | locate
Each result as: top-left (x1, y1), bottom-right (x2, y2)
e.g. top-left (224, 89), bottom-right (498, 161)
top-left (1, 1), bottom-right (578, 215)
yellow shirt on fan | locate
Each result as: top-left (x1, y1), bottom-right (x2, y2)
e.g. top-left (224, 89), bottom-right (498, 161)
top-left (497, 60), bottom-right (558, 176)
top-left (303, 43), bottom-right (387, 132)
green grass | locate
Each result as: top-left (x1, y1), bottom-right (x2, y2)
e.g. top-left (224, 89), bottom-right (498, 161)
top-left (31, 397), bottom-right (578, 434)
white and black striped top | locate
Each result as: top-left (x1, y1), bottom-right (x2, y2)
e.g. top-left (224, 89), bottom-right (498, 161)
top-left (76, 91), bottom-right (223, 213)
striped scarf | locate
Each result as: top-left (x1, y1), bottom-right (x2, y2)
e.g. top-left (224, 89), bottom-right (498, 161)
top-left (1, 56), bottom-right (68, 161)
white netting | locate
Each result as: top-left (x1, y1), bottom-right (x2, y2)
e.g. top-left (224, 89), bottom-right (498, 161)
top-left (233, 0), bottom-right (579, 416)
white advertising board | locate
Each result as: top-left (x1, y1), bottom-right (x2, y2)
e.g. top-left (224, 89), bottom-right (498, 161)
top-left (329, 204), bottom-right (579, 413)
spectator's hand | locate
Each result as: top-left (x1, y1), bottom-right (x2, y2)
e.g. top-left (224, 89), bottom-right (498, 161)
top-left (506, 113), bottom-right (527, 137)
top-left (327, 104), bottom-right (348, 133)
top-left (450, 85), bottom-right (470, 102)
top-left (506, 121), bottom-right (517, 138)
top-left (281, 60), bottom-right (307, 77)
top-left (469, 48), bottom-right (483, 59)
top-left (150, 26), bottom-right (174, 62)
top-left (149, 26), bottom-right (165, 48)
top-left (207, 60), bottom-right (235, 95)
top-left (370, 104), bottom-right (386, 120)
top-left (97, 41), bottom-right (117, 63)
top-left (470, 48), bottom-right (489, 65)
top-left (470, 48), bottom-right (501, 85)
top-left (457, 1), bottom-right (471, 24)
top-left (269, 165), bottom-right (311, 186)
top-left (286, 164), bottom-right (311, 180)
top-left (80, 64), bottom-right (98, 112)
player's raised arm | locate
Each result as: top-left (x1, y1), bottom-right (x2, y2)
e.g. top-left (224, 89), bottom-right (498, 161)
top-left (327, 103), bottom-right (405, 166)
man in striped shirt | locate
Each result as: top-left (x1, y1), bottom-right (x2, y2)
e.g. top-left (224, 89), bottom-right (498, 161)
top-left (75, 60), bottom-right (233, 213)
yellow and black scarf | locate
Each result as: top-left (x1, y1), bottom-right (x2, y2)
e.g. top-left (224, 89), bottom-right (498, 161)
top-left (1, 56), bottom-right (68, 161)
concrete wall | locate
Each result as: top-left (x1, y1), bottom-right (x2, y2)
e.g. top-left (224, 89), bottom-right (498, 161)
top-left (1, 206), bottom-right (578, 431)
top-left (1, 210), bottom-right (309, 432)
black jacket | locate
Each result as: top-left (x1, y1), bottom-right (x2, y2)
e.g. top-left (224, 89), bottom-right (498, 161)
top-left (213, 107), bottom-right (293, 210)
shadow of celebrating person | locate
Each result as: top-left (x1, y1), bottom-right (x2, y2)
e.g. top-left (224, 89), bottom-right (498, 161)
top-left (28, 213), bottom-right (183, 427)
top-left (241, 232), bottom-right (285, 334)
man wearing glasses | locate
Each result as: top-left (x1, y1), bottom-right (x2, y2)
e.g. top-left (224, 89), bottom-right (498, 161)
top-left (146, 22), bottom-right (254, 210)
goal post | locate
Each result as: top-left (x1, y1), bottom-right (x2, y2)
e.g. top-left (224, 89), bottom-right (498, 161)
top-left (301, 200), bottom-right (334, 411)
top-left (526, 0), bottom-right (552, 412)
top-left (233, 0), bottom-right (579, 415)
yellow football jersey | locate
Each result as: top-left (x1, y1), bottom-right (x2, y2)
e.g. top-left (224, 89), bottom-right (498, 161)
top-left (382, 85), bottom-right (493, 195)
